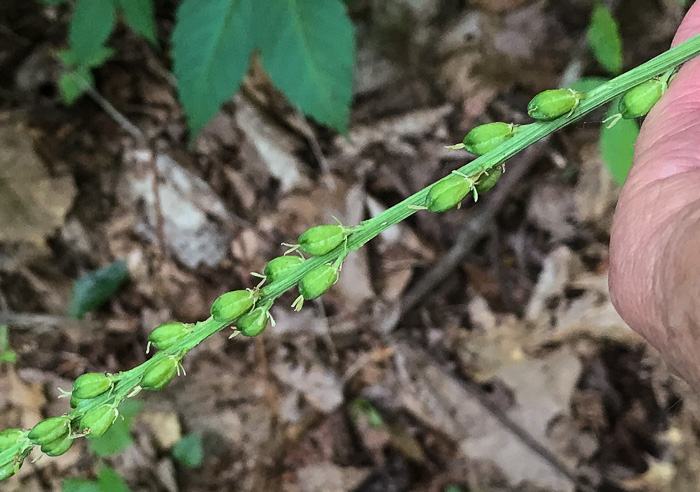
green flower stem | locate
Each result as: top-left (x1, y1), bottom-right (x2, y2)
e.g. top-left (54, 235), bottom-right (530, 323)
top-left (2, 32), bottom-right (700, 475)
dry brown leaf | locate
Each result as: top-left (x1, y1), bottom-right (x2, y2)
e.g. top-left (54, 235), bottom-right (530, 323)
top-left (0, 118), bottom-right (75, 248)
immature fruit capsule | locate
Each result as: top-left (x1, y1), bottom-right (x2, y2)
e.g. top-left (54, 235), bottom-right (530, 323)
top-left (141, 357), bottom-right (180, 390)
top-left (474, 165), bottom-right (504, 194)
top-left (0, 429), bottom-right (24, 451)
top-left (80, 405), bottom-right (118, 438)
top-left (298, 264), bottom-right (339, 301)
top-left (0, 461), bottom-right (20, 481)
top-left (463, 122), bottom-right (517, 156)
top-left (148, 322), bottom-right (190, 352)
top-left (619, 77), bottom-right (666, 119)
top-left (298, 225), bottom-right (349, 256)
top-left (210, 290), bottom-right (256, 322)
top-left (527, 89), bottom-right (587, 121)
top-left (28, 416), bottom-right (71, 446)
top-left (237, 304), bottom-right (271, 337)
top-left (70, 394), bottom-right (86, 409)
top-left (264, 255), bottom-right (305, 283)
top-left (40, 435), bottom-right (73, 457)
top-left (426, 174), bottom-right (474, 212)
top-left (72, 372), bottom-right (112, 400)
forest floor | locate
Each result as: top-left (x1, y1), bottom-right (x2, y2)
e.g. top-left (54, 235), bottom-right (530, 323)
top-left (1, 1), bottom-right (700, 491)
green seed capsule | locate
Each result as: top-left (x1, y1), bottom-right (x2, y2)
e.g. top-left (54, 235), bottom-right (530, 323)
top-left (298, 225), bottom-right (348, 256)
top-left (28, 417), bottom-right (71, 446)
top-left (237, 305), bottom-right (270, 337)
top-left (426, 174), bottom-right (474, 212)
top-left (148, 322), bottom-right (190, 352)
top-left (0, 461), bottom-right (20, 481)
top-left (210, 290), bottom-right (256, 322)
top-left (72, 373), bottom-right (112, 400)
top-left (40, 435), bottom-right (73, 457)
top-left (619, 77), bottom-right (666, 119)
top-left (474, 166), bottom-right (504, 194)
top-left (80, 405), bottom-right (118, 438)
top-left (463, 122), bottom-right (517, 156)
top-left (298, 264), bottom-right (339, 301)
top-left (141, 357), bottom-right (180, 390)
top-left (527, 89), bottom-right (587, 121)
top-left (0, 429), bottom-right (24, 451)
top-left (70, 393), bottom-right (87, 409)
top-left (264, 256), bottom-right (305, 283)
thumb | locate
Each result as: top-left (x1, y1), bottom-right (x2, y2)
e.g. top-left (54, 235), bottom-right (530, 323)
top-left (609, 2), bottom-right (700, 388)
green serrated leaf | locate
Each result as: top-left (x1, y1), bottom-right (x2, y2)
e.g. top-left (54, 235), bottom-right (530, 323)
top-left (118, 0), bottom-right (158, 46)
top-left (254, 0), bottom-right (355, 134)
top-left (69, 0), bottom-right (117, 64)
top-left (89, 400), bottom-right (141, 457)
top-left (68, 260), bottom-right (128, 319)
top-left (59, 67), bottom-right (94, 105)
top-left (97, 467), bottom-right (132, 492)
top-left (62, 479), bottom-right (101, 492)
top-left (601, 104), bottom-right (639, 184)
top-left (172, 433), bottom-right (204, 468)
top-left (588, 3), bottom-right (623, 75)
top-left (172, 0), bottom-right (255, 137)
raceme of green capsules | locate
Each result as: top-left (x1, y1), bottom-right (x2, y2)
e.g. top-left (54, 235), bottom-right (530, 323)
top-left (3, 30), bottom-right (700, 482)
top-left (527, 89), bottom-right (587, 121)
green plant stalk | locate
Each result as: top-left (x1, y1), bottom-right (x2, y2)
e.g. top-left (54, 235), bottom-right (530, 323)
top-left (2, 32), bottom-right (700, 474)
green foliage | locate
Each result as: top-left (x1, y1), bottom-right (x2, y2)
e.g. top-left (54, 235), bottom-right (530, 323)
top-left (68, 260), bottom-right (129, 319)
top-left (601, 107), bottom-right (639, 184)
top-left (88, 400), bottom-right (142, 457)
top-left (172, 0), bottom-right (256, 137)
top-left (117, 0), bottom-right (158, 46)
top-left (62, 467), bottom-right (132, 492)
top-left (0, 325), bottom-right (17, 365)
top-left (588, 3), bottom-right (623, 75)
top-left (172, 433), bottom-right (204, 468)
top-left (253, 0), bottom-right (355, 134)
top-left (69, 0), bottom-right (117, 64)
top-left (173, 0), bottom-right (354, 137)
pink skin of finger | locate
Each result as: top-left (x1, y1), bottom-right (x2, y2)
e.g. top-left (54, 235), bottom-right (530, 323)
top-left (609, 2), bottom-right (700, 390)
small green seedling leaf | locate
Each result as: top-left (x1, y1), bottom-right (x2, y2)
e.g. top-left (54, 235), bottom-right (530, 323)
top-left (59, 67), bottom-right (95, 106)
top-left (172, 0), bottom-right (255, 137)
top-left (68, 260), bottom-right (129, 319)
top-left (588, 3), bottom-right (623, 75)
top-left (0, 325), bottom-right (17, 365)
top-left (89, 400), bottom-right (142, 457)
top-left (172, 433), bottom-right (204, 468)
top-left (601, 105), bottom-right (639, 184)
top-left (59, 47), bottom-right (116, 69)
top-left (69, 0), bottom-right (117, 64)
top-left (118, 0), bottom-right (158, 46)
top-left (96, 467), bottom-right (132, 492)
top-left (568, 76), bottom-right (609, 93)
top-left (253, 0), bottom-right (355, 133)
